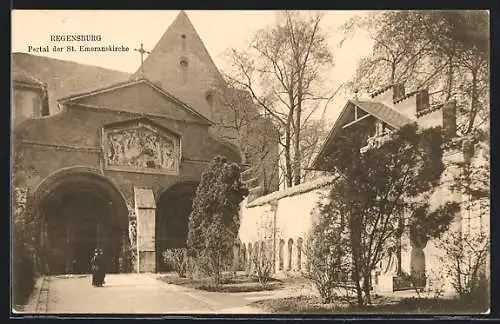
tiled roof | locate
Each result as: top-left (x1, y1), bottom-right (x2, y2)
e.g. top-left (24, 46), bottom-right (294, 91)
top-left (12, 52), bottom-right (131, 111)
top-left (310, 99), bottom-right (416, 170)
top-left (350, 100), bottom-right (415, 128)
top-left (12, 64), bottom-right (45, 87)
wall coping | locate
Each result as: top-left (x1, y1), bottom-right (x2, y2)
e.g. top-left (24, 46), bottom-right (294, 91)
top-left (246, 175), bottom-right (339, 208)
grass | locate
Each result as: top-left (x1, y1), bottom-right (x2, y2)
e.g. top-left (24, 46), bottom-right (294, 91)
top-left (249, 294), bottom-right (489, 314)
top-left (158, 273), bottom-right (284, 293)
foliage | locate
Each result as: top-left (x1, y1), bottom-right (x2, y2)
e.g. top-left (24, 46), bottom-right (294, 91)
top-left (163, 249), bottom-right (189, 278)
top-left (216, 88), bottom-right (280, 195)
top-left (437, 230), bottom-right (489, 304)
top-left (410, 269), bottom-right (446, 300)
top-left (225, 11), bottom-right (338, 187)
top-left (304, 200), bottom-right (353, 304)
top-left (318, 124), bottom-right (458, 306)
top-left (250, 294), bottom-right (488, 314)
top-left (342, 10), bottom-right (489, 137)
top-left (12, 188), bottom-right (36, 306)
top-left (187, 156), bottom-right (248, 285)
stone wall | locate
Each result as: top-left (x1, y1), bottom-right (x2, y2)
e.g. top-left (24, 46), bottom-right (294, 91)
top-left (238, 145), bottom-right (489, 296)
top-left (238, 176), bottom-right (336, 274)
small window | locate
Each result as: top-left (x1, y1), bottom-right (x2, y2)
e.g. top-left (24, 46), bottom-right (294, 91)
top-left (181, 34), bottom-right (186, 39)
top-left (180, 59), bottom-right (188, 68)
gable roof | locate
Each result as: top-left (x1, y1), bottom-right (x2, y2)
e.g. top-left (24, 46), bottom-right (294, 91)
top-left (351, 100), bottom-right (414, 128)
top-left (58, 77), bottom-right (214, 125)
top-left (129, 11), bottom-right (227, 119)
top-left (131, 11), bottom-right (225, 84)
top-left (310, 99), bottom-right (416, 169)
top-left (12, 52), bottom-right (131, 111)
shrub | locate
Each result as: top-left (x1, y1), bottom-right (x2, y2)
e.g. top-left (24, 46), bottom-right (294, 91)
top-left (251, 245), bottom-right (274, 285)
top-left (304, 207), bottom-right (353, 304)
top-left (12, 220), bottom-right (35, 306)
top-left (164, 249), bottom-right (188, 278)
top-left (186, 156), bottom-right (248, 286)
top-left (437, 230), bottom-right (489, 304)
top-left (410, 269), bottom-right (445, 300)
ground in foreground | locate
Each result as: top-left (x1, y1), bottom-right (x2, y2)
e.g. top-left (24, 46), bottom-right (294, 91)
top-left (158, 272), bottom-right (284, 293)
top-left (250, 295), bottom-right (489, 314)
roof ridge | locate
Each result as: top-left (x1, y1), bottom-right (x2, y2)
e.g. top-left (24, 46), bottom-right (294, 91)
top-left (13, 52), bottom-right (132, 76)
top-left (58, 77), bottom-right (214, 125)
top-left (350, 99), bottom-right (415, 127)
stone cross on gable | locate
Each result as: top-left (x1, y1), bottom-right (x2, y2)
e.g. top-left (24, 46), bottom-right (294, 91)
top-left (134, 43), bottom-right (151, 75)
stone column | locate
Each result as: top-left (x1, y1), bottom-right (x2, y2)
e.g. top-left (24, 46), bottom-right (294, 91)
top-left (134, 187), bottom-right (156, 273)
top-left (409, 223), bottom-right (428, 289)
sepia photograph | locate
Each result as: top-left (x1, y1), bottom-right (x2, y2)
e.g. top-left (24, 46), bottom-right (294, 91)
top-left (11, 9), bottom-right (490, 315)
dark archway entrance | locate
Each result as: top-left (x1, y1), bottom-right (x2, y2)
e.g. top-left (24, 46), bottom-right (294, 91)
top-left (34, 169), bottom-right (129, 275)
top-left (156, 181), bottom-right (198, 272)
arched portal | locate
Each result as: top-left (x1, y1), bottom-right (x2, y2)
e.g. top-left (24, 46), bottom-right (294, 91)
top-left (32, 168), bottom-right (129, 275)
top-left (155, 181), bottom-right (199, 272)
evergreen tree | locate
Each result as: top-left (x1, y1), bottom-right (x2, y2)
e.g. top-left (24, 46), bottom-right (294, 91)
top-left (187, 156), bottom-right (248, 285)
top-left (315, 124), bottom-right (459, 306)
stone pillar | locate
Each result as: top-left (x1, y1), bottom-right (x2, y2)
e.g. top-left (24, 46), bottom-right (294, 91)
top-left (134, 187), bottom-right (156, 273)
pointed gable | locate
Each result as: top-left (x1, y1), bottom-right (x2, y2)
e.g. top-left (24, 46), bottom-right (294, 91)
top-left (131, 11), bottom-right (227, 119)
top-left (310, 99), bottom-right (417, 170)
top-left (59, 78), bottom-right (213, 125)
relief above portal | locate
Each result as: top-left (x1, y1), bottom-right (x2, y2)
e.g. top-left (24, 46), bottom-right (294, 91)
top-left (103, 120), bottom-right (180, 174)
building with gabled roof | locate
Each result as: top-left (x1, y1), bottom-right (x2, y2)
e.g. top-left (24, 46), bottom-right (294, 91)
top-left (238, 82), bottom-right (488, 298)
top-left (12, 11), bottom-right (278, 275)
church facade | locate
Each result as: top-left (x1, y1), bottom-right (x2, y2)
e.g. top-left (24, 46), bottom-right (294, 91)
top-left (12, 11), bottom-right (277, 275)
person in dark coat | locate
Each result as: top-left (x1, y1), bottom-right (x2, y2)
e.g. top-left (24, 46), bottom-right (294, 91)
top-left (97, 249), bottom-right (106, 286)
top-left (90, 249), bottom-right (99, 287)
top-left (91, 248), bottom-right (106, 287)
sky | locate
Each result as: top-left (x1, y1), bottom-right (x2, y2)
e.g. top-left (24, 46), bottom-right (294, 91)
top-left (12, 10), bottom-right (374, 123)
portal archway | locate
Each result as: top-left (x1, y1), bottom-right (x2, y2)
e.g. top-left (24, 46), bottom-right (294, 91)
top-left (156, 181), bottom-right (199, 272)
top-left (32, 168), bottom-right (129, 275)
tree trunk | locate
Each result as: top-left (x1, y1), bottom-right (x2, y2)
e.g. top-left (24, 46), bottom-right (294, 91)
top-left (284, 130), bottom-right (293, 188)
top-left (390, 62), bottom-right (396, 84)
top-left (445, 51), bottom-right (454, 101)
top-left (363, 273), bottom-right (372, 305)
top-left (351, 236), bottom-right (364, 306)
top-left (353, 269), bottom-right (364, 307)
top-left (284, 104), bottom-right (294, 188)
top-left (465, 65), bottom-right (479, 134)
top-left (293, 98), bottom-right (302, 186)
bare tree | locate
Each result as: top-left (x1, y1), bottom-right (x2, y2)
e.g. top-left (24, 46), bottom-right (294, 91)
top-left (341, 11), bottom-right (489, 137)
top-left (213, 86), bottom-right (280, 194)
top-left (225, 11), bottom-right (335, 188)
